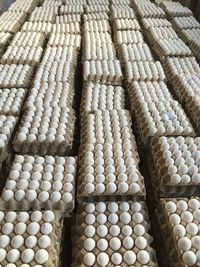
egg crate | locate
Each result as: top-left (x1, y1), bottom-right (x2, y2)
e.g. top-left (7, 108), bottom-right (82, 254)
top-left (10, 31), bottom-right (45, 48)
top-left (0, 155), bottom-right (77, 214)
top-left (124, 61), bottom-right (166, 83)
top-left (80, 82), bottom-right (125, 113)
top-left (83, 31), bottom-right (113, 46)
top-left (111, 0), bottom-right (131, 5)
top-left (59, 4), bottom-right (84, 15)
top-left (0, 64), bottom-right (34, 89)
top-left (0, 88), bottom-right (27, 116)
top-left (41, 46), bottom-right (78, 65)
top-left (0, 32), bottom-right (12, 47)
top-left (135, 3), bottom-right (166, 18)
top-left (87, 0), bottom-right (110, 5)
top-left (52, 22), bottom-right (81, 34)
top-left (157, 197), bottom-right (200, 267)
top-left (171, 16), bottom-right (200, 31)
top-left (82, 43), bottom-right (117, 61)
top-left (34, 61), bottom-right (76, 85)
top-left (85, 4), bottom-right (110, 14)
top-left (163, 56), bottom-right (200, 81)
top-left (21, 22), bottom-right (53, 35)
top-left (42, 0), bottom-right (63, 7)
top-left (1, 46), bottom-right (43, 65)
top-left (128, 81), bottom-right (194, 145)
top-left (8, 0), bottom-right (37, 13)
top-left (0, 115), bottom-right (18, 165)
top-left (114, 30), bottom-right (144, 46)
top-left (13, 107), bottom-right (75, 156)
top-left (113, 18), bottom-right (141, 31)
top-left (141, 18), bottom-right (171, 29)
top-left (111, 6), bottom-right (136, 20)
top-left (28, 7), bottom-right (59, 23)
top-left (118, 43), bottom-right (154, 63)
top-left (72, 201), bottom-right (157, 266)
top-left (0, 20), bottom-right (21, 34)
top-left (83, 12), bottom-right (109, 21)
top-left (63, 0), bottom-right (86, 4)
top-left (83, 20), bottom-right (111, 33)
top-left (55, 14), bottom-right (81, 23)
top-left (26, 82), bottom-right (74, 111)
top-left (47, 33), bottom-right (81, 49)
top-left (0, 11), bottom-right (27, 24)
top-left (148, 26), bottom-right (179, 41)
top-left (159, 1), bottom-right (193, 18)
top-left (83, 59), bottom-right (123, 84)
top-left (0, 210), bottom-right (63, 266)
top-left (180, 28), bottom-right (200, 44)
top-left (151, 38), bottom-right (192, 58)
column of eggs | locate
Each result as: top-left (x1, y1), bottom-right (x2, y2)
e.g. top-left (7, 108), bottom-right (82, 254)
top-left (83, 2), bottom-right (123, 84)
top-left (158, 198), bottom-right (200, 267)
top-left (0, 210), bottom-right (63, 267)
top-left (72, 201), bottom-right (158, 266)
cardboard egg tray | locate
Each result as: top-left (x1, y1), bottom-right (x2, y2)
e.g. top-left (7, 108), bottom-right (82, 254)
top-left (83, 59), bottom-right (123, 84)
top-left (113, 18), bottom-right (141, 31)
top-left (62, 0), bottom-right (86, 5)
top-left (80, 82), bottom-right (125, 113)
top-left (87, 0), bottom-right (109, 4)
top-left (29, 6), bottom-right (59, 23)
top-left (72, 201), bottom-right (158, 266)
top-left (0, 155), bottom-right (77, 215)
top-left (128, 81), bottom-right (195, 146)
top-left (83, 19), bottom-right (111, 33)
top-left (21, 22), bottom-right (53, 35)
top-left (52, 22), bottom-right (81, 34)
top-left (83, 31), bottom-right (113, 48)
top-left (0, 11), bottom-right (27, 25)
top-left (0, 20), bottom-right (21, 34)
top-left (157, 197), bottom-right (200, 267)
top-left (0, 64), bottom-right (34, 88)
top-left (0, 32), bottom-right (12, 47)
top-left (159, 1), bottom-right (193, 18)
top-left (1, 46), bottom-right (43, 65)
top-left (83, 12), bottom-right (109, 21)
top-left (148, 26), bottom-right (179, 41)
top-left (42, 0), bottom-right (63, 7)
top-left (13, 107), bottom-right (75, 156)
top-left (124, 61), bottom-right (166, 83)
top-left (190, 39), bottom-right (200, 61)
top-left (141, 18), bottom-right (172, 29)
top-left (47, 33), bottom-right (81, 49)
top-left (135, 3), bottom-right (166, 18)
top-left (10, 31), bottom-right (45, 47)
top-left (117, 43), bottom-right (154, 63)
top-left (111, 0), bottom-right (131, 4)
top-left (111, 7), bottom-right (136, 20)
top-left (0, 88), bottom-right (27, 116)
top-left (171, 16), bottom-right (200, 31)
top-left (56, 14), bottom-right (82, 23)
top-left (26, 82), bottom-right (74, 111)
top-left (0, 210), bottom-right (63, 267)
top-left (8, 0), bottom-right (38, 13)
top-left (59, 4), bottom-right (84, 15)
top-left (180, 28), bottom-right (200, 44)
top-left (114, 30), bottom-right (144, 46)
top-left (82, 43), bottom-right (117, 61)
top-left (148, 137), bottom-right (200, 197)
top-left (85, 4), bottom-right (110, 14)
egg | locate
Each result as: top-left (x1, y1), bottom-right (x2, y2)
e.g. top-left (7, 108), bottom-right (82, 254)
top-left (27, 222), bottom-right (40, 235)
top-left (84, 238), bottom-right (95, 251)
top-left (42, 211), bottom-right (55, 222)
top-left (31, 211), bottom-right (42, 222)
top-left (165, 201), bottom-right (177, 214)
top-left (17, 212), bottom-right (29, 223)
top-left (178, 237), bottom-right (192, 251)
top-left (0, 248), bottom-right (6, 262)
top-left (97, 225), bottom-right (108, 238)
top-left (111, 252), bottom-right (122, 265)
top-left (173, 224), bottom-right (186, 237)
top-left (134, 224), bottom-right (145, 236)
top-left (7, 249), bottom-right (20, 262)
top-left (41, 223), bottom-right (53, 235)
top-left (25, 236), bottom-right (37, 248)
top-left (11, 235), bottom-right (24, 249)
top-left (97, 252), bottom-right (109, 266)
top-left (123, 251), bottom-right (136, 265)
top-left (83, 252), bottom-right (96, 266)
top-left (35, 249), bottom-right (49, 264)
top-left (186, 223), bottom-right (198, 236)
top-left (182, 251), bottom-right (197, 266)
top-left (2, 222), bottom-right (14, 235)
top-left (177, 200), bottom-right (188, 211)
top-left (97, 214), bottom-right (107, 224)
top-left (181, 211), bottom-right (193, 223)
top-left (109, 225), bottom-right (120, 237)
top-left (120, 212), bottom-right (131, 224)
top-left (137, 250), bottom-right (150, 264)
top-left (21, 249), bottom-right (35, 263)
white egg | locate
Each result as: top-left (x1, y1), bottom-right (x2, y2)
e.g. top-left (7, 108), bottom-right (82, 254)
top-left (186, 223), bottom-right (198, 236)
top-left (123, 251), bottom-right (136, 265)
top-left (191, 236), bottom-right (200, 249)
top-left (35, 249), bottom-right (49, 264)
top-left (110, 237), bottom-right (121, 251)
top-left (97, 239), bottom-right (108, 251)
top-left (27, 222), bottom-right (40, 235)
top-left (122, 225), bottom-right (132, 236)
top-left (84, 225), bottom-right (95, 238)
top-left (123, 236), bottom-right (134, 249)
top-left (177, 200), bottom-right (188, 211)
top-left (120, 212), bottom-right (131, 224)
top-left (96, 202), bottom-right (106, 213)
top-left (2, 222), bottom-right (14, 235)
top-left (42, 211), bottom-right (55, 222)
top-left (0, 211), bottom-right (4, 221)
top-left (85, 183), bottom-right (95, 194)
top-left (11, 235), bottom-right (24, 249)
top-left (3, 190), bottom-right (14, 201)
top-left (0, 248), bottom-right (6, 262)
top-left (108, 213), bottom-right (118, 224)
top-left (85, 214), bottom-right (95, 225)
top-left (137, 250), bottom-right (150, 264)
top-left (31, 211), bottom-right (42, 222)
top-left (25, 236), bottom-right (37, 248)
top-left (97, 252), bottom-right (109, 266)
top-left (0, 235), bottom-right (10, 248)
top-left (83, 252), bottom-right (96, 266)
top-left (134, 224), bottom-right (145, 236)
top-left (181, 211), bottom-right (193, 223)
top-left (173, 224), bottom-right (186, 237)
top-left (97, 225), bottom-right (108, 238)
top-left (41, 223), bottom-right (53, 235)
top-left (84, 238), bottom-right (95, 251)
top-left (97, 214), bottom-right (107, 224)
top-left (182, 251), bottom-right (197, 266)
top-left (165, 201), bottom-right (177, 214)
top-left (109, 225), bottom-right (120, 237)
top-left (111, 252), bottom-right (122, 265)
top-left (188, 199), bottom-right (200, 210)
top-left (17, 212), bottom-right (29, 223)
top-left (21, 249), bottom-right (35, 263)
top-left (178, 236), bottom-right (192, 251)
top-left (135, 236), bottom-right (147, 249)
top-left (169, 214), bottom-right (181, 225)
top-left (7, 249), bottom-right (20, 262)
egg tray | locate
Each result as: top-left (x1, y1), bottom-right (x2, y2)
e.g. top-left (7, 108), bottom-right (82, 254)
top-left (83, 19), bottom-right (111, 33)
top-left (114, 30), bottom-right (145, 46)
top-left (0, 11), bottom-right (27, 25)
top-left (148, 26), bottom-right (179, 41)
top-left (8, 0), bottom-right (38, 14)
top-left (190, 39), bottom-right (200, 61)
top-left (47, 33), bottom-right (81, 49)
top-left (83, 31), bottom-right (113, 46)
top-left (52, 22), bottom-right (81, 34)
top-left (62, 0), bottom-right (86, 5)
top-left (28, 7), bottom-right (59, 23)
top-left (117, 43), bottom-right (154, 63)
top-left (0, 32), bottom-right (12, 47)
top-left (83, 59), bottom-right (123, 84)
top-left (25, 82), bottom-right (75, 111)
top-left (21, 22), bottom-right (53, 35)
top-left (171, 16), bottom-right (200, 31)
top-left (13, 108), bottom-right (75, 156)
top-left (0, 20), bottom-right (22, 34)
top-left (1, 46), bottom-right (43, 65)
top-left (72, 201), bottom-right (158, 266)
top-left (56, 14), bottom-right (82, 23)
top-left (159, 1), bottom-right (193, 18)
top-left (112, 18), bottom-right (141, 31)
top-left (87, 0), bottom-right (109, 5)
top-left (10, 31), bottom-right (45, 48)
top-left (124, 61), bottom-right (166, 83)
top-left (141, 18), bottom-right (172, 29)
top-left (85, 5), bottom-right (110, 14)
top-left (59, 4), bottom-right (84, 15)
top-left (80, 82), bottom-right (126, 113)
top-left (0, 88), bottom-right (27, 116)
top-left (82, 44), bottom-right (117, 61)
top-left (0, 155), bottom-right (77, 215)
top-left (111, 6), bottom-right (136, 20)
top-left (157, 197), bottom-right (200, 267)
top-left (179, 29), bottom-right (200, 44)
top-left (0, 210), bottom-right (64, 267)
top-left (83, 12), bottom-right (109, 21)
top-left (42, 0), bottom-right (63, 7)
top-left (135, 3), bottom-right (166, 18)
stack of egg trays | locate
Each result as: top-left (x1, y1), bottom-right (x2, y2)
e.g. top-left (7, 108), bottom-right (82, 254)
top-left (133, 0), bottom-right (166, 19)
top-left (0, 155), bottom-right (77, 216)
top-left (159, 1), bottom-right (193, 18)
top-left (0, 210), bottom-right (64, 267)
top-left (8, 0), bottom-right (38, 14)
top-left (148, 137), bottom-right (200, 198)
top-left (72, 201), bottom-right (158, 266)
top-left (156, 197), bottom-right (200, 267)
